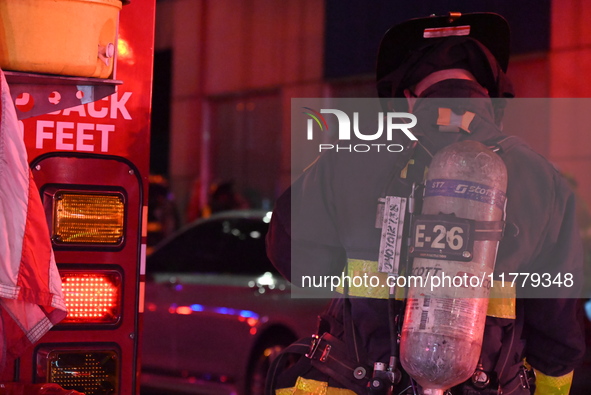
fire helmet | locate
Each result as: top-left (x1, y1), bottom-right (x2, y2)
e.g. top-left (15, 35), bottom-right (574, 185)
top-left (376, 12), bottom-right (514, 100)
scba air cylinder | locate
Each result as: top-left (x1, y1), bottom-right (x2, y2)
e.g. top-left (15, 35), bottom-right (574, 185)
top-left (400, 140), bottom-right (508, 395)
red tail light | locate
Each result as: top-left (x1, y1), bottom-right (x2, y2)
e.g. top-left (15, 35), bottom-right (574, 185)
top-left (60, 271), bottom-right (122, 325)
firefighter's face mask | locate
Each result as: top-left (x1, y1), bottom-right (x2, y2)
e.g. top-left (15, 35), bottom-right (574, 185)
top-left (402, 68), bottom-right (484, 112)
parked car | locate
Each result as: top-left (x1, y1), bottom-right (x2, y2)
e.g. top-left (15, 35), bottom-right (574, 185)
top-left (141, 210), bottom-right (327, 395)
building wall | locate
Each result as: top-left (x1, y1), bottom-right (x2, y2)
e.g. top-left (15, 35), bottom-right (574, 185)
top-left (548, 0), bottom-right (591, 210)
top-left (504, 0), bottom-right (591, 211)
top-left (155, 0), bottom-right (591, 223)
top-left (154, 0), bottom-right (205, 222)
top-left (155, 0), bottom-right (324, 221)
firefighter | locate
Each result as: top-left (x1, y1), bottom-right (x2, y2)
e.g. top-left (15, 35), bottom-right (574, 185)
top-left (266, 12), bottom-right (585, 395)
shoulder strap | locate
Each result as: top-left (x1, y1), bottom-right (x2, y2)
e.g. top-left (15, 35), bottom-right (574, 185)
top-left (493, 300), bottom-right (527, 393)
top-left (264, 333), bottom-right (372, 395)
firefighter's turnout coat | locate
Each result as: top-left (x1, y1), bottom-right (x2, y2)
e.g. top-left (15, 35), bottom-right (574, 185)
top-left (266, 80), bottom-right (586, 394)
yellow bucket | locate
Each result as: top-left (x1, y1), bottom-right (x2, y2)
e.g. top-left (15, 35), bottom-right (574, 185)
top-left (0, 0), bottom-right (122, 78)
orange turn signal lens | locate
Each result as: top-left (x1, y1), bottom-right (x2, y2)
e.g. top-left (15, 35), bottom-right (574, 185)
top-left (53, 192), bottom-right (125, 245)
top-left (36, 347), bottom-right (119, 395)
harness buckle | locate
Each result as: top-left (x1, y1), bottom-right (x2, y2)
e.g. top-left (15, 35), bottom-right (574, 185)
top-left (305, 333), bottom-right (332, 362)
top-left (519, 365), bottom-right (535, 389)
top-left (305, 334), bottom-right (319, 359)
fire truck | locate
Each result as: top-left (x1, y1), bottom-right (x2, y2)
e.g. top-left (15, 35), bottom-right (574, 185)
top-left (0, 0), bottom-right (156, 393)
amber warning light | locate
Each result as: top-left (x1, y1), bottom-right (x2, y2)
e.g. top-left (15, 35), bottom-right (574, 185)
top-left (36, 347), bottom-right (119, 395)
top-left (52, 192), bottom-right (125, 245)
top-left (61, 272), bottom-right (122, 325)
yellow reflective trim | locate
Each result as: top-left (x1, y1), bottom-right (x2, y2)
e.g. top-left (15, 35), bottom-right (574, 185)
top-left (394, 282), bottom-right (406, 300)
top-left (276, 377), bottom-right (357, 395)
top-left (335, 259), bottom-right (390, 299)
top-left (486, 280), bottom-right (516, 319)
top-left (294, 376), bottom-right (327, 395)
top-left (437, 107), bottom-right (452, 126)
top-left (335, 261), bottom-right (516, 314)
top-left (533, 369), bottom-right (573, 395)
top-left (461, 111), bottom-right (476, 132)
top-left (436, 107), bottom-right (475, 133)
top-left (400, 159), bottom-right (414, 179)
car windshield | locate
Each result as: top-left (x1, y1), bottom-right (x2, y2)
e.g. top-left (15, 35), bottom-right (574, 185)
top-left (146, 215), bottom-right (279, 276)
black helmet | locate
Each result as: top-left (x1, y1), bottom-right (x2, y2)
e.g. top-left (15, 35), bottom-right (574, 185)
top-left (376, 12), bottom-right (514, 99)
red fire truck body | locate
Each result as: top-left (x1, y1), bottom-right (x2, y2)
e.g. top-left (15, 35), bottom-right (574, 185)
top-left (2, 1), bottom-right (156, 393)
